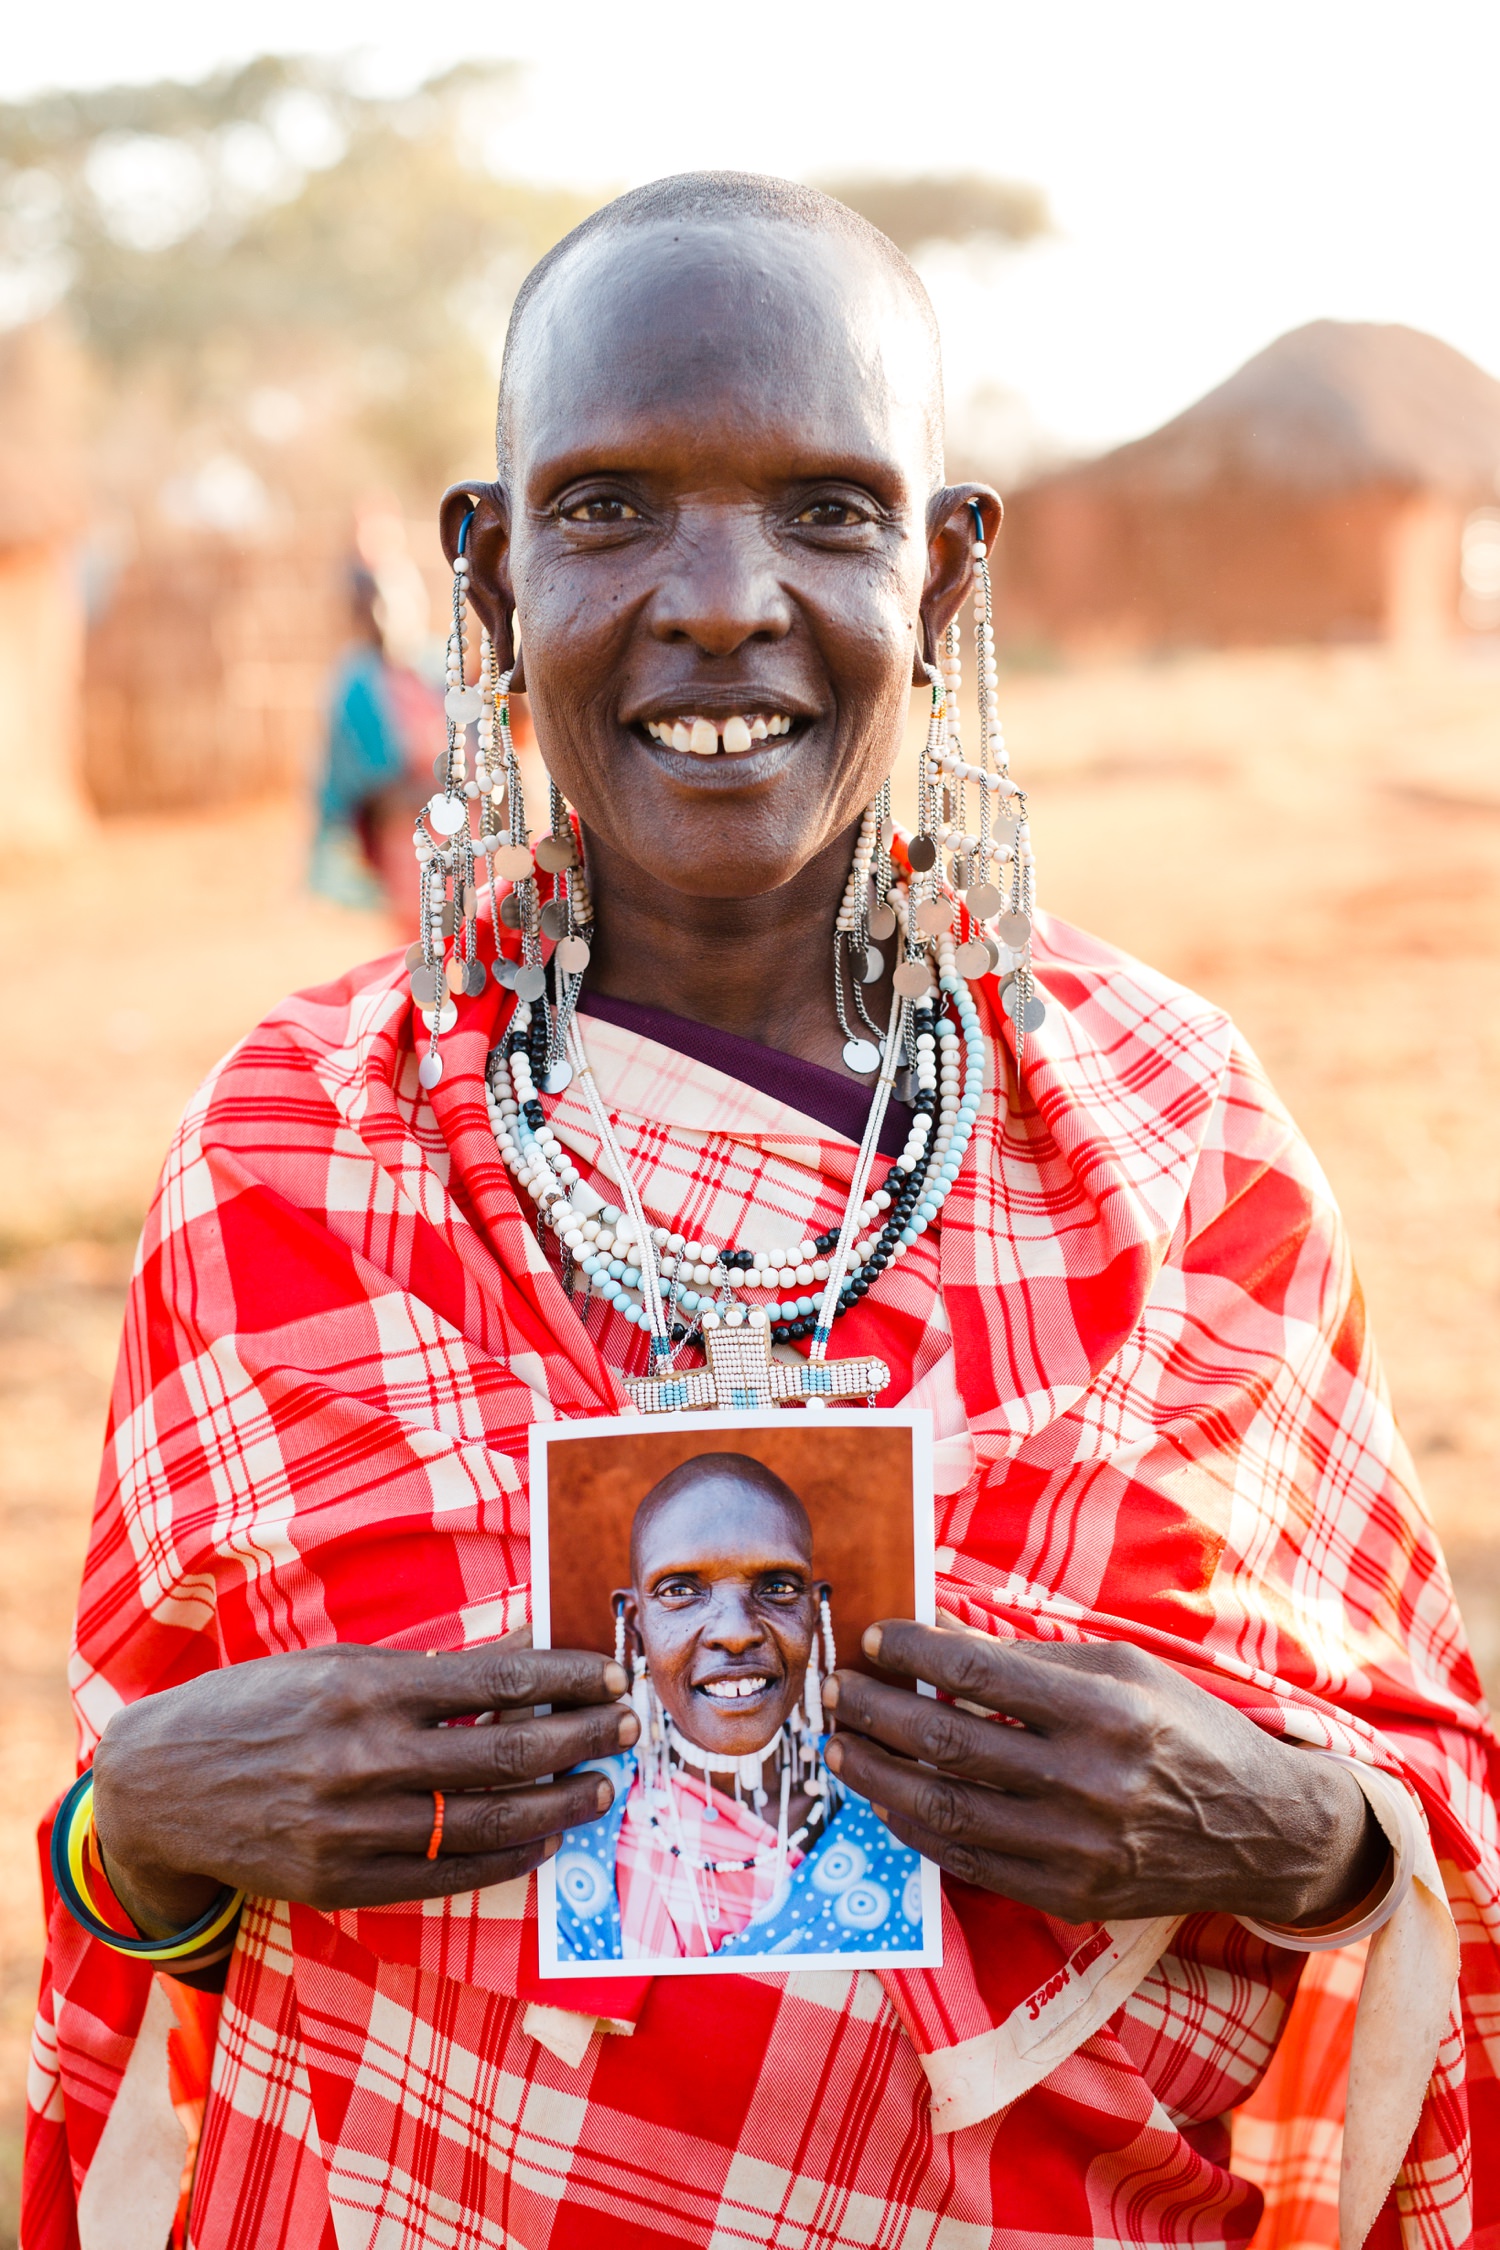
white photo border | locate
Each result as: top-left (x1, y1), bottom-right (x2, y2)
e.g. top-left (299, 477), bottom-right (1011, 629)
top-left (530, 1406), bottom-right (941, 1979)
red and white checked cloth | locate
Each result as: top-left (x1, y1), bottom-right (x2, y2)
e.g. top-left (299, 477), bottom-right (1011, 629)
top-left (23, 911), bottom-right (1500, 2250)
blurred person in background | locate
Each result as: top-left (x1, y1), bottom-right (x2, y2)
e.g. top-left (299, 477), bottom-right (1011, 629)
top-left (309, 560), bottom-right (445, 922)
top-left (312, 537), bottom-right (541, 924)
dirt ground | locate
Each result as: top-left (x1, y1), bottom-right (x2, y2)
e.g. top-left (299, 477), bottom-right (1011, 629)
top-left (1, 643), bottom-right (1497, 2230)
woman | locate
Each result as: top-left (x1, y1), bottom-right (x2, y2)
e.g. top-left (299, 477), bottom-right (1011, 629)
top-left (26, 173), bottom-right (1499, 2250)
top-left (554, 1453), bottom-right (923, 1965)
top-left (310, 563), bottom-right (446, 920)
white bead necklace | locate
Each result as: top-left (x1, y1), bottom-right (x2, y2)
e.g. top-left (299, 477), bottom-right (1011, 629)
top-left (484, 922), bottom-right (987, 1361)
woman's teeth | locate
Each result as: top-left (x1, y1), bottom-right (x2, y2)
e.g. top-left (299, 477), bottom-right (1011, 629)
top-left (701, 1676), bottom-right (770, 1699)
top-left (645, 715), bottom-right (793, 755)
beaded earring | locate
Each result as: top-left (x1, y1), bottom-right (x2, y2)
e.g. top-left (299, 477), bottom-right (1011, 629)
top-left (488, 662), bottom-right (591, 1090)
top-left (409, 516), bottom-right (487, 1089)
top-left (899, 500), bottom-right (1044, 1057)
top-left (799, 1580), bottom-right (837, 1755)
top-left (485, 655), bottom-right (545, 1008)
top-left (409, 512), bottom-right (596, 1095)
top-left (473, 626), bottom-right (510, 882)
top-left (833, 799), bottom-right (890, 1075)
top-left (817, 1581), bottom-right (836, 1675)
top-left (972, 508), bottom-right (1043, 1044)
top-left (533, 775), bottom-right (593, 1090)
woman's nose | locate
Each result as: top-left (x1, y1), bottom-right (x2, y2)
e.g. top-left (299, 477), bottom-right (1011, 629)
top-left (648, 504), bottom-right (794, 656)
top-left (702, 1587), bottom-right (766, 1649)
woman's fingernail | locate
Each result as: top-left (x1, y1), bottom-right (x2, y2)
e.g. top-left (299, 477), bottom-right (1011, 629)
top-left (872, 1804), bottom-right (889, 1824)
top-left (821, 1676), bottom-right (839, 1709)
top-left (617, 1710), bottom-right (640, 1746)
top-left (544, 1835), bottom-right (561, 1858)
top-left (823, 1739), bottom-right (844, 1773)
top-left (596, 1777), bottom-right (614, 1813)
top-left (862, 1624), bottom-right (884, 1661)
top-left (604, 1661), bottom-right (629, 1697)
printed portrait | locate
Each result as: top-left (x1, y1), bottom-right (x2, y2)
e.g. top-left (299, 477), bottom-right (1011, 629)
top-left (530, 1411), bottom-right (940, 1976)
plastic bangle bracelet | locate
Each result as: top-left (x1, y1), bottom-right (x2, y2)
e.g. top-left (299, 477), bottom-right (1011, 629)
top-left (1236, 1750), bottom-right (1419, 1954)
top-left (51, 1771), bottom-right (245, 1965)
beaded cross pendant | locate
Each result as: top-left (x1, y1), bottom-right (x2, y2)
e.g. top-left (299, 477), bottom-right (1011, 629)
top-left (621, 1319), bottom-right (889, 1415)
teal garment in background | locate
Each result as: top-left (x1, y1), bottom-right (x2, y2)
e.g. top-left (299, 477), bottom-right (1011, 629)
top-left (319, 646), bottom-right (406, 826)
top-left (311, 646), bottom-right (408, 910)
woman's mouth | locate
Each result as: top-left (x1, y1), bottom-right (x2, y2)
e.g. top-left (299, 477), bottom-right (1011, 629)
top-left (697, 1674), bottom-right (775, 1702)
top-left (642, 713), bottom-right (797, 756)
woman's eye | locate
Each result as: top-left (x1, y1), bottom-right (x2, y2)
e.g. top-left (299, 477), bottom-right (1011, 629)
top-left (794, 497), bottom-right (870, 528)
top-left (655, 1578), bottom-right (699, 1601)
top-left (762, 1577), bottom-right (804, 1600)
top-left (561, 496), bottom-right (640, 524)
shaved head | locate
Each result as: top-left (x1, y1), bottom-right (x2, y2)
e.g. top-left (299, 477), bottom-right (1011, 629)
top-left (497, 170), bottom-right (945, 486)
top-left (445, 164), bottom-right (997, 949)
top-left (629, 1453), bottom-right (811, 1580)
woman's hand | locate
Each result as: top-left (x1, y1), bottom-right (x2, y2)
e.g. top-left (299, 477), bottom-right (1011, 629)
top-left (822, 1621), bottom-right (1388, 1928)
top-left (91, 1630), bottom-right (635, 1938)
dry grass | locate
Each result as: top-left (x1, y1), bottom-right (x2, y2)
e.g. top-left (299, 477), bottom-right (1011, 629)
top-left (1, 644), bottom-right (1497, 2233)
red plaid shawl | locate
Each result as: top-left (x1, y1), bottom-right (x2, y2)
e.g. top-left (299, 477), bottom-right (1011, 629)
top-left (23, 912), bottom-right (1500, 2250)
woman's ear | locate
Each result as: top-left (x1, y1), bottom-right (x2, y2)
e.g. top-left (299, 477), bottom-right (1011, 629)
top-left (915, 485), bottom-right (1003, 683)
top-left (439, 480), bottom-right (524, 687)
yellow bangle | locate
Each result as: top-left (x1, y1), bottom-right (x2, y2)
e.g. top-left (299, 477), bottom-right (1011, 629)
top-left (52, 1772), bottom-right (245, 1965)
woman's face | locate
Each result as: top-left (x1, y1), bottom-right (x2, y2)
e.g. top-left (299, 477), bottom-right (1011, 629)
top-left (621, 1475), bottom-right (816, 1759)
top-left (454, 218), bottom-right (995, 905)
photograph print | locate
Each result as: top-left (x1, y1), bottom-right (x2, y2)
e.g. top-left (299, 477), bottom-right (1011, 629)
top-left (530, 1410), bottom-right (940, 1976)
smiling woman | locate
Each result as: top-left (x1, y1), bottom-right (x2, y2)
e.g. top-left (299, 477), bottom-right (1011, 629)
top-left (25, 169), bottom-right (1500, 2250)
top-left (627, 1455), bottom-right (819, 1760)
top-left (446, 172), bottom-right (959, 1027)
top-left (547, 1452), bottom-right (927, 1968)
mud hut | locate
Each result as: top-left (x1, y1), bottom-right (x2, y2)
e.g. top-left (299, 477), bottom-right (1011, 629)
top-left (998, 321), bottom-right (1500, 653)
top-left (0, 321), bottom-right (90, 851)
top-left (81, 518), bottom-right (345, 816)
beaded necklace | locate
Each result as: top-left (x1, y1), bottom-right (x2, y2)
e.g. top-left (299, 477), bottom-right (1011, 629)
top-left (648, 1798), bottom-right (830, 1874)
top-left (484, 927), bottom-right (985, 1366)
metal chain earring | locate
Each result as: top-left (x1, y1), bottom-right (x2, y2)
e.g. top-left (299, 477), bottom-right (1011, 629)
top-left (481, 638), bottom-right (536, 979)
top-left (410, 514), bottom-right (485, 1089)
top-left (478, 626), bottom-right (592, 1093)
top-left (965, 502), bottom-right (1043, 1053)
top-left (910, 503), bottom-right (1046, 1057)
top-left (534, 776), bottom-right (592, 1087)
top-left (833, 804), bottom-right (886, 1074)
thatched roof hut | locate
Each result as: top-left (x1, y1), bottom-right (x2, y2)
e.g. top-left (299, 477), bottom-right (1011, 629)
top-left (998, 321), bottom-right (1500, 652)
